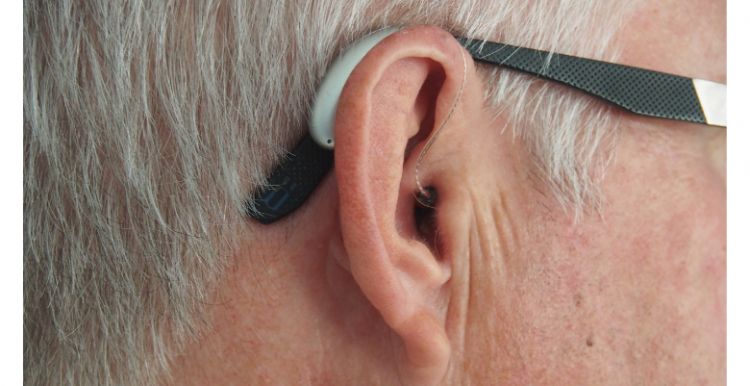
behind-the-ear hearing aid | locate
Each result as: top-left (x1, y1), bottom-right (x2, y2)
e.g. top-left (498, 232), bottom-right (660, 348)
top-left (247, 27), bottom-right (402, 224)
top-left (247, 27), bottom-right (726, 225)
top-left (310, 27), bottom-right (403, 149)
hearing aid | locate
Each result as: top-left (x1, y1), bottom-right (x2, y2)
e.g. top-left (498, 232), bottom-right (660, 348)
top-left (248, 26), bottom-right (403, 224)
top-left (309, 26), bottom-right (403, 149)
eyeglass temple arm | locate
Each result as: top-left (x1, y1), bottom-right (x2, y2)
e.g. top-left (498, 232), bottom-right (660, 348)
top-left (456, 37), bottom-right (726, 128)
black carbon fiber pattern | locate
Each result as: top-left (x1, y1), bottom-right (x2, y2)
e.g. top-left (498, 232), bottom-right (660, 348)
top-left (246, 135), bottom-right (334, 224)
top-left (457, 37), bottom-right (707, 124)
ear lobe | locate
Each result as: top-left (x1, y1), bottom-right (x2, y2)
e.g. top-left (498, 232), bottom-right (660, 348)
top-left (332, 26), bottom-right (470, 385)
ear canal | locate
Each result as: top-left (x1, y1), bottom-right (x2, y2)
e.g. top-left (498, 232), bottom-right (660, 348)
top-left (415, 186), bottom-right (438, 208)
top-left (413, 188), bottom-right (440, 254)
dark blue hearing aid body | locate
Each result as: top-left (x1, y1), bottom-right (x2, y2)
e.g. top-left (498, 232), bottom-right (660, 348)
top-left (246, 135), bottom-right (333, 224)
top-left (247, 31), bottom-right (726, 225)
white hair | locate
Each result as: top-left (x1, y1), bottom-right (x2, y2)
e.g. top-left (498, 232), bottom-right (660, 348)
top-left (23, 0), bottom-right (637, 384)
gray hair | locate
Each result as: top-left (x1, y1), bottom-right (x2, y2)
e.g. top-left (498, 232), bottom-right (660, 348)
top-left (23, 0), bottom-right (636, 384)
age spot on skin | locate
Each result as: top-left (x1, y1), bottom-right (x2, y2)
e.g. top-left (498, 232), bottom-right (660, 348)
top-left (586, 335), bottom-right (594, 347)
top-left (574, 293), bottom-right (583, 307)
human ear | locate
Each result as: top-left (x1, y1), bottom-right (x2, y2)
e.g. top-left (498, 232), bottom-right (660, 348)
top-left (331, 25), bottom-right (476, 385)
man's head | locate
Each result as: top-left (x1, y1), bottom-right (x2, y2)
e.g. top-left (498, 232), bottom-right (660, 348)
top-left (23, 0), bottom-right (725, 385)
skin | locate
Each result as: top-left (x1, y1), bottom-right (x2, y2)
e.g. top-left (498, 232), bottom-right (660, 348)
top-left (166, 0), bottom-right (725, 384)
